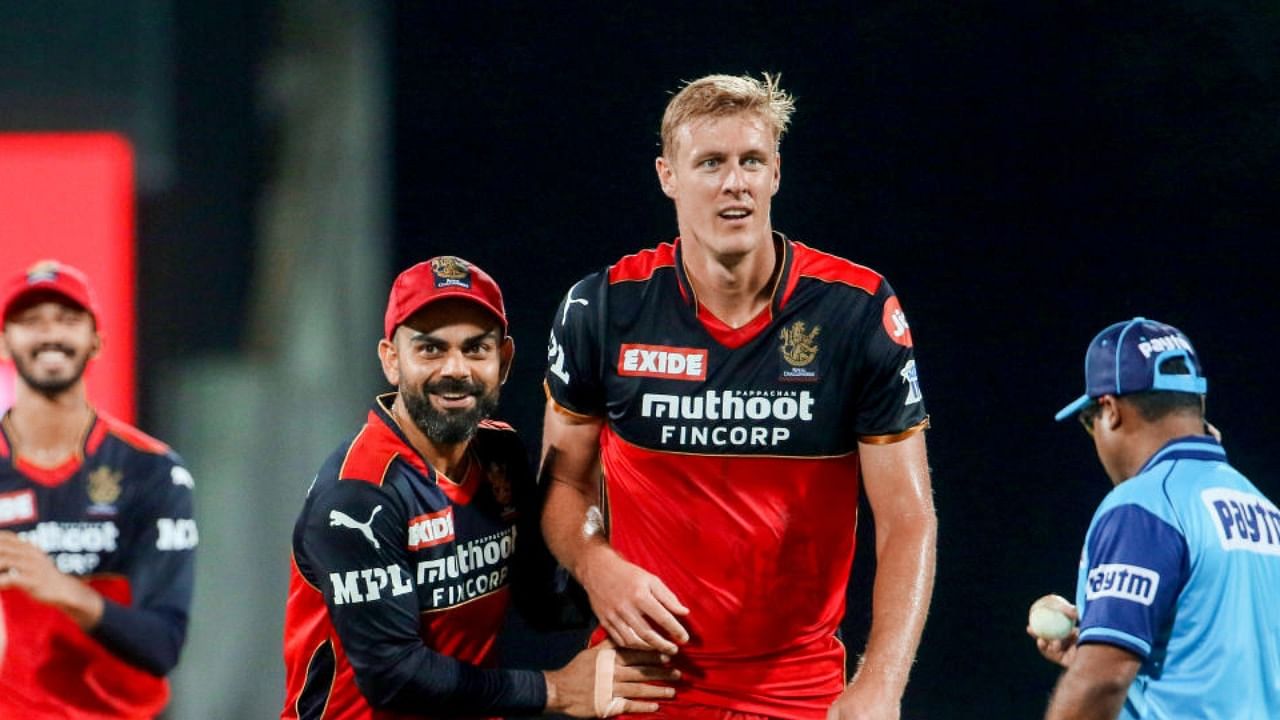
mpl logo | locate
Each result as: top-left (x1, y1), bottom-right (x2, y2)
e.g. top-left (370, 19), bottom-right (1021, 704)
top-left (617, 344), bottom-right (708, 381)
top-left (0, 489), bottom-right (36, 527)
top-left (407, 507), bottom-right (455, 550)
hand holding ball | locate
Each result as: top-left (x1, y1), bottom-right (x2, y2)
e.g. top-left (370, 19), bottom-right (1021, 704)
top-left (1028, 594), bottom-right (1076, 641)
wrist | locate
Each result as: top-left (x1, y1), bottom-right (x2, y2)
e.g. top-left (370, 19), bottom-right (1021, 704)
top-left (542, 669), bottom-right (562, 713)
top-left (57, 578), bottom-right (105, 630)
top-left (574, 540), bottom-right (618, 589)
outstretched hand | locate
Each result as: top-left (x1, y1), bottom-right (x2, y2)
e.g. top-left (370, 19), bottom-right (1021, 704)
top-left (544, 641), bottom-right (679, 717)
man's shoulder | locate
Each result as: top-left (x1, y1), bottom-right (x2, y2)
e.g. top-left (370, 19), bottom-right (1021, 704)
top-left (788, 239), bottom-right (885, 296)
top-left (96, 413), bottom-right (172, 457)
top-left (606, 240), bottom-right (678, 284)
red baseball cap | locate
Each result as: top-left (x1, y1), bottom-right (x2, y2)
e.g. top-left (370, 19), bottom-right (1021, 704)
top-left (1, 260), bottom-right (101, 324)
top-left (384, 256), bottom-right (508, 339)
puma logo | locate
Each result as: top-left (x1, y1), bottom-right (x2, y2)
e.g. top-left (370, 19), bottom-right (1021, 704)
top-left (329, 506), bottom-right (383, 549)
top-left (561, 282), bottom-right (589, 326)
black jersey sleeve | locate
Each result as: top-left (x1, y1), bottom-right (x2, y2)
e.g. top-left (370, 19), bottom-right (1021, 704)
top-left (851, 281), bottom-right (929, 439)
top-left (90, 453), bottom-right (197, 676)
top-left (301, 476), bottom-right (547, 715)
top-left (545, 273), bottom-right (608, 416)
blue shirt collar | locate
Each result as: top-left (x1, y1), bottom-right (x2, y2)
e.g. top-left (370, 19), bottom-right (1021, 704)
top-left (1137, 434), bottom-right (1225, 475)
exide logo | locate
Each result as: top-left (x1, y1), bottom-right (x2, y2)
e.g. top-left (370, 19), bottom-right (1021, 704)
top-left (407, 508), bottom-right (455, 550)
top-left (617, 344), bottom-right (708, 381)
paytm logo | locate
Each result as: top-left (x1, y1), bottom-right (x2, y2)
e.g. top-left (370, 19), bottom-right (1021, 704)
top-left (407, 507), bottom-right (455, 550)
top-left (1202, 487), bottom-right (1280, 556)
top-left (1086, 563), bottom-right (1159, 605)
top-left (618, 344), bottom-right (707, 381)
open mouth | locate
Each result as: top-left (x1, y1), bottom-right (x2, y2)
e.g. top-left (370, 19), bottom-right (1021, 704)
top-left (718, 208), bottom-right (752, 221)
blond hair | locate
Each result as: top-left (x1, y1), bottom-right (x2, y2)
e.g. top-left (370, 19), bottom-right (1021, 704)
top-left (660, 72), bottom-right (795, 157)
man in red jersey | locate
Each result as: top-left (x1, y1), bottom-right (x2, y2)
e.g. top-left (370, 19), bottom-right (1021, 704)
top-left (541, 74), bottom-right (937, 719)
top-left (282, 256), bottom-right (677, 719)
top-left (0, 260), bottom-right (198, 718)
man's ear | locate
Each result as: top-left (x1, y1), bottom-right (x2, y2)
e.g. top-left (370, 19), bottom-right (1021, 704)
top-left (655, 156), bottom-right (677, 199)
top-left (377, 335), bottom-right (400, 387)
top-left (1099, 395), bottom-right (1123, 432)
top-left (498, 336), bottom-right (515, 385)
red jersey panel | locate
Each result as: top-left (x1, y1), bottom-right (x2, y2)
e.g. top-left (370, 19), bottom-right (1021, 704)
top-left (546, 235), bottom-right (927, 717)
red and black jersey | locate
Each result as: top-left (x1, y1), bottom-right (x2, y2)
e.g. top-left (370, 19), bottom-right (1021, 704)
top-left (545, 235), bottom-right (928, 718)
top-left (0, 411), bottom-right (198, 719)
top-left (282, 395), bottom-right (568, 720)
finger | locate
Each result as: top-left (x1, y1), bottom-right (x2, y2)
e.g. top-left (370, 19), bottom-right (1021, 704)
top-left (614, 610), bottom-right (676, 653)
top-left (636, 596), bottom-right (689, 646)
top-left (650, 581), bottom-right (689, 615)
top-left (616, 664), bottom-right (681, 683)
top-left (614, 680), bottom-right (677, 699)
top-left (617, 699), bottom-right (660, 715)
top-left (614, 648), bottom-right (670, 666)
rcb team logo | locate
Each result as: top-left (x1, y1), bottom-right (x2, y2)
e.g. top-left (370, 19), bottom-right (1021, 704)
top-left (779, 320), bottom-right (822, 381)
top-left (87, 466), bottom-right (123, 510)
top-left (25, 260), bottom-right (63, 284)
top-left (430, 256), bottom-right (472, 289)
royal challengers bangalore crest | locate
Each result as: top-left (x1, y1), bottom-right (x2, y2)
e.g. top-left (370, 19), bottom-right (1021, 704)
top-left (88, 466), bottom-right (123, 510)
top-left (779, 320), bottom-right (821, 381)
top-left (430, 256), bottom-right (472, 288)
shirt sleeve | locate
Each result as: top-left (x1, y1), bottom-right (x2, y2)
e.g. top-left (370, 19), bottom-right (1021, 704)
top-left (301, 476), bottom-right (546, 715)
top-left (852, 280), bottom-right (928, 439)
top-left (1077, 503), bottom-right (1188, 658)
top-left (544, 272), bottom-right (608, 417)
top-left (91, 454), bottom-right (197, 676)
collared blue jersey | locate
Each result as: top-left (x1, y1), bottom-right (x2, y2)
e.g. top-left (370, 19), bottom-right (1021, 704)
top-left (1075, 436), bottom-right (1280, 719)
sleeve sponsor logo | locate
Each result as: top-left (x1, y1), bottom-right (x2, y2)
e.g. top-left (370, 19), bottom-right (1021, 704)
top-left (407, 507), bottom-right (455, 550)
top-left (900, 359), bottom-right (923, 405)
top-left (171, 466), bottom-right (196, 488)
top-left (1202, 487), bottom-right (1280, 556)
top-left (330, 564), bottom-right (415, 605)
top-left (0, 489), bottom-right (36, 527)
top-left (1086, 563), bottom-right (1159, 605)
top-left (156, 518), bottom-right (199, 551)
top-left (547, 329), bottom-right (570, 384)
top-left (618, 344), bottom-right (708, 381)
top-left (882, 296), bottom-right (913, 348)
top-left (329, 505), bottom-right (383, 549)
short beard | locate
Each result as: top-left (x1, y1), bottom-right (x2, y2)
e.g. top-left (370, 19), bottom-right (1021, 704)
top-left (10, 346), bottom-right (89, 398)
top-left (402, 378), bottom-right (500, 445)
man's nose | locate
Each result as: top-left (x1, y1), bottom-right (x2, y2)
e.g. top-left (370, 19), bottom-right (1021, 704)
top-left (438, 348), bottom-right (470, 378)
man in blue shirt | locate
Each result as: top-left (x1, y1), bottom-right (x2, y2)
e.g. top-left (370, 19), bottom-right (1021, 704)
top-left (1036, 317), bottom-right (1280, 719)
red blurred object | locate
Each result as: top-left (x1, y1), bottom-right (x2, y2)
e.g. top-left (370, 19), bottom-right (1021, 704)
top-left (0, 134), bottom-right (136, 422)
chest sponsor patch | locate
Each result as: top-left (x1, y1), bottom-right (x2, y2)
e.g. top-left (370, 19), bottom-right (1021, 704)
top-left (617, 344), bottom-right (708, 381)
top-left (407, 507), bottom-right (455, 550)
top-left (1201, 487), bottom-right (1280, 556)
top-left (0, 489), bottom-right (36, 527)
top-left (1086, 562), bottom-right (1159, 605)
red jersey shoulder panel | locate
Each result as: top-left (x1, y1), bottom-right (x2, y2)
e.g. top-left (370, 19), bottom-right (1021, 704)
top-left (608, 241), bottom-right (677, 284)
top-left (789, 241), bottom-right (883, 295)
top-left (337, 415), bottom-right (426, 486)
top-left (98, 413), bottom-right (170, 455)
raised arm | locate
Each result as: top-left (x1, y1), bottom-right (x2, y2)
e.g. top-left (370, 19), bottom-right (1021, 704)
top-left (829, 431), bottom-right (936, 720)
top-left (539, 402), bottom-right (688, 654)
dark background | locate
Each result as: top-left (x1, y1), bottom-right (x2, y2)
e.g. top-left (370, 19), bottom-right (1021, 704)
top-left (389, 4), bottom-right (1279, 717)
top-left (5, 1), bottom-right (1277, 716)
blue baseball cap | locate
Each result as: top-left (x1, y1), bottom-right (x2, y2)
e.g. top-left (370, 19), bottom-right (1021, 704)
top-left (1054, 317), bottom-right (1207, 421)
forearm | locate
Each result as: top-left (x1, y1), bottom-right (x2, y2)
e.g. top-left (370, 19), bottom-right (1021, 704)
top-left (541, 477), bottom-right (611, 582)
top-left (355, 642), bottom-right (547, 714)
top-left (91, 600), bottom-right (186, 676)
top-left (1044, 668), bottom-right (1129, 720)
top-left (852, 511), bottom-right (936, 698)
